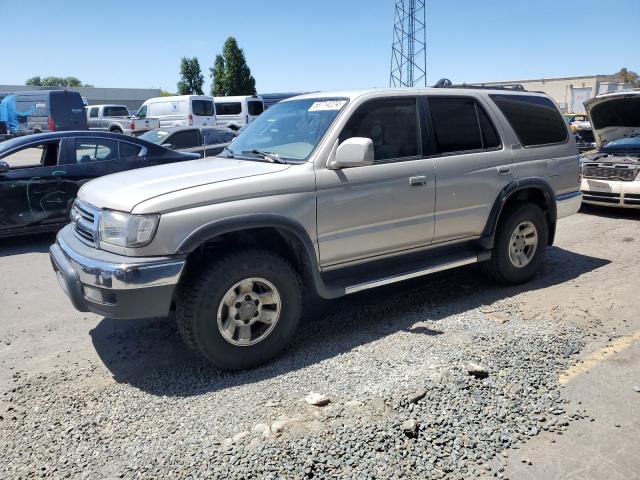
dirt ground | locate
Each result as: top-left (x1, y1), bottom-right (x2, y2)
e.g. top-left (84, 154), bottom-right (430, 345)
top-left (1, 203), bottom-right (639, 478)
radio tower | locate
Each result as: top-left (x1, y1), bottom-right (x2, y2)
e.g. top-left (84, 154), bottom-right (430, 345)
top-left (389, 0), bottom-right (427, 87)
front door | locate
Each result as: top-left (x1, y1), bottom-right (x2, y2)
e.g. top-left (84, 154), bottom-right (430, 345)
top-left (0, 140), bottom-right (69, 234)
top-left (315, 97), bottom-right (436, 267)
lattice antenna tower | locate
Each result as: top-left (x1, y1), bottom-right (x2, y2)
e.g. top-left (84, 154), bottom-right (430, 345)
top-left (389, 0), bottom-right (427, 87)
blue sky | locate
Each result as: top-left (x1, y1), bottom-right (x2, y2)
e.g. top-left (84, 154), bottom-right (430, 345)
top-left (1, 0), bottom-right (638, 93)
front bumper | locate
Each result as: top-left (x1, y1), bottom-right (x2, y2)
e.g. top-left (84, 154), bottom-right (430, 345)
top-left (50, 225), bottom-right (186, 319)
top-left (556, 191), bottom-right (583, 219)
top-left (581, 178), bottom-right (640, 208)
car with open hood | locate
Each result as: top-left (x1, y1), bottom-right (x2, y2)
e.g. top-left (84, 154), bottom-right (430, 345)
top-left (581, 89), bottom-right (640, 208)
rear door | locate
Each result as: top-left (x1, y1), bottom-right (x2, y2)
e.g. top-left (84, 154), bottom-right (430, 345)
top-left (50, 91), bottom-right (87, 131)
top-left (202, 129), bottom-right (234, 157)
top-left (426, 95), bottom-right (514, 243)
top-left (87, 106), bottom-right (101, 130)
top-left (191, 99), bottom-right (215, 127)
top-left (247, 99), bottom-right (264, 122)
top-left (215, 102), bottom-right (242, 126)
top-left (164, 129), bottom-right (203, 156)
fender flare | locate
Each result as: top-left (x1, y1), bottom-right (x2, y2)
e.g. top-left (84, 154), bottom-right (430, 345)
top-left (177, 214), bottom-right (340, 299)
top-left (481, 178), bottom-right (557, 248)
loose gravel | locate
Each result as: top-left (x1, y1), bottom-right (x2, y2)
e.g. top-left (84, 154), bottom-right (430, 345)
top-left (1, 268), bottom-right (587, 479)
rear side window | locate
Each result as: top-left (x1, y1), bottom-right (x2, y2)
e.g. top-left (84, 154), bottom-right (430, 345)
top-left (490, 94), bottom-right (568, 146)
top-left (340, 98), bottom-right (420, 163)
top-left (74, 138), bottom-right (118, 163)
top-left (203, 129), bottom-right (234, 144)
top-left (247, 101), bottom-right (264, 116)
top-left (428, 97), bottom-right (501, 154)
top-left (216, 102), bottom-right (242, 115)
top-left (89, 107), bottom-right (99, 118)
top-left (192, 100), bottom-right (215, 116)
top-left (167, 129), bottom-right (200, 148)
top-left (103, 106), bottom-right (130, 117)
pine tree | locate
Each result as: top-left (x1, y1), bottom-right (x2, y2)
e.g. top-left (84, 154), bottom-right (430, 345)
top-left (177, 57), bottom-right (204, 95)
top-left (209, 37), bottom-right (257, 96)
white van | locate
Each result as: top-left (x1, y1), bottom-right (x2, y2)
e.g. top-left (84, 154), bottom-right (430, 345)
top-left (136, 95), bottom-right (216, 128)
top-left (214, 95), bottom-right (264, 130)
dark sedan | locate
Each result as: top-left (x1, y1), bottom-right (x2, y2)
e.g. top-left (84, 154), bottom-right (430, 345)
top-left (0, 131), bottom-right (198, 238)
top-left (140, 126), bottom-right (236, 158)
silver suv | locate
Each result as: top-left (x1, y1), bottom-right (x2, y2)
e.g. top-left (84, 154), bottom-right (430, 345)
top-left (50, 87), bottom-right (582, 370)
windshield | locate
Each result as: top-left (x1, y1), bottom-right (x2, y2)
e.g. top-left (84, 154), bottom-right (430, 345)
top-left (140, 129), bottom-right (171, 144)
top-left (602, 136), bottom-right (640, 152)
top-left (227, 98), bottom-right (348, 161)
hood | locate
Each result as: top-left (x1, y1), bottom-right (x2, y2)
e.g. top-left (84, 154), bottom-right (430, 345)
top-left (78, 157), bottom-right (290, 212)
top-left (585, 90), bottom-right (640, 147)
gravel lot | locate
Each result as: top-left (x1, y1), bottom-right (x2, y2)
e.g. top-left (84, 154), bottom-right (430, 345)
top-left (1, 205), bottom-right (639, 479)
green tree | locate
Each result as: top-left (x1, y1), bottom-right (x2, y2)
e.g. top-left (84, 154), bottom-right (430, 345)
top-left (177, 57), bottom-right (204, 95)
top-left (25, 76), bottom-right (90, 87)
top-left (25, 76), bottom-right (42, 86)
top-left (210, 54), bottom-right (226, 96)
top-left (614, 67), bottom-right (640, 88)
top-left (160, 90), bottom-right (175, 97)
top-left (209, 37), bottom-right (257, 96)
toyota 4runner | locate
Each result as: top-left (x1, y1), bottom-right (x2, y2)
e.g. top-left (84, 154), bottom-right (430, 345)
top-left (50, 86), bottom-right (582, 370)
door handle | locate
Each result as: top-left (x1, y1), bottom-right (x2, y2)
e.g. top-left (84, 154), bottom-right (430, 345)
top-left (497, 166), bottom-right (512, 175)
top-left (409, 175), bottom-right (428, 187)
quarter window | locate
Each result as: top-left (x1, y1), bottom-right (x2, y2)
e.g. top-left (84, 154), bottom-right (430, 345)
top-left (490, 94), bottom-right (568, 146)
top-left (89, 107), bottom-right (99, 118)
top-left (339, 98), bottom-right (420, 162)
top-left (119, 142), bottom-right (144, 158)
top-left (428, 97), bottom-right (500, 154)
top-left (74, 138), bottom-right (118, 163)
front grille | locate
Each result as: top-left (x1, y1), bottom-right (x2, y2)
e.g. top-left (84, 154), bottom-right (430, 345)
top-left (582, 191), bottom-right (621, 204)
top-left (71, 200), bottom-right (100, 246)
top-left (583, 164), bottom-right (638, 181)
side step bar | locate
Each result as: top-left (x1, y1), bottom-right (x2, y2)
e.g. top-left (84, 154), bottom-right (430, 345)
top-left (344, 255), bottom-right (480, 295)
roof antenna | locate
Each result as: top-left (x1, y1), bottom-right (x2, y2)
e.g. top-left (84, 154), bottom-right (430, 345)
top-left (433, 78), bottom-right (452, 88)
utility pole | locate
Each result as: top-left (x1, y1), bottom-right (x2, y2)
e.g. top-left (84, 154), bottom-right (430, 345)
top-left (389, 0), bottom-right (427, 87)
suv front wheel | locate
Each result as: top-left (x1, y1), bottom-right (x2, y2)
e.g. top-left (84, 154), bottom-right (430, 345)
top-left (176, 249), bottom-right (302, 370)
top-left (483, 203), bottom-right (548, 284)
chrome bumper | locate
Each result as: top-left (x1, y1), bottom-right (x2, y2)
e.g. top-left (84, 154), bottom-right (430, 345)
top-left (556, 191), bottom-right (583, 219)
top-left (50, 225), bottom-right (186, 319)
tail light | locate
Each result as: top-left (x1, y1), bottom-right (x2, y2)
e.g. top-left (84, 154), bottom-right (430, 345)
top-left (130, 121), bottom-right (135, 131)
top-left (188, 114), bottom-right (193, 126)
top-left (48, 116), bottom-right (56, 131)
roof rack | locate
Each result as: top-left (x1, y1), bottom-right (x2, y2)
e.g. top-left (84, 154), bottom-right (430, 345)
top-left (432, 78), bottom-right (526, 91)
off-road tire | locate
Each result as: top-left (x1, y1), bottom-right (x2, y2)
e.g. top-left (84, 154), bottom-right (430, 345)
top-left (482, 203), bottom-right (548, 284)
top-left (176, 249), bottom-right (302, 370)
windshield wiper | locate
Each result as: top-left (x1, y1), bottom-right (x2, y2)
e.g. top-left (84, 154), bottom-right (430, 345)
top-left (241, 149), bottom-right (287, 164)
top-left (222, 146), bottom-right (235, 158)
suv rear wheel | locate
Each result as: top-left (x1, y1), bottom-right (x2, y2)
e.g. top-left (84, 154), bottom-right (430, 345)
top-left (176, 249), bottom-right (302, 370)
top-left (483, 203), bottom-right (548, 284)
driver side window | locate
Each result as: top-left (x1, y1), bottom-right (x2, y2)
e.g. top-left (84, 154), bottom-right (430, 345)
top-left (339, 98), bottom-right (420, 164)
top-left (2, 142), bottom-right (60, 169)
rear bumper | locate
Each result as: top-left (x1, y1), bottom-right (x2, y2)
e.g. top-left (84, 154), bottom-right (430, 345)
top-left (556, 191), bottom-right (583, 219)
top-left (581, 178), bottom-right (640, 208)
top-left (50, 225), bottom-right (186, 319)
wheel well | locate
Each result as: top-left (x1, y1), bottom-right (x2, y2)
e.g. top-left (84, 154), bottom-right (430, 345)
top-left (183, 227), bottom-right (315, 288)
top-left (110, 126), bottom-right (122, 132)
top-left (501, 187), bottom-right (555, 245)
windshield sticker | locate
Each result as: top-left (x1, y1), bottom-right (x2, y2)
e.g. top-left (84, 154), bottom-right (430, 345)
top-left (308, 100), bottom-right (347, 112)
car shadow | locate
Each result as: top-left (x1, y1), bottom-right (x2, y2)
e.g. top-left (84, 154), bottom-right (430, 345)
top-left (90, 246), bottom-right (609, 397)
top-left (0, 232), bottom-right (56, 257)
top-left (580, 204), bottom-right (640, 220)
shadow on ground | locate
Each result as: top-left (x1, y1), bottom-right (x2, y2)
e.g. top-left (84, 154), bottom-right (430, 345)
top-left (580, 204), bottom-right (640, 221)
top-left (89, 246), bottom-right (609, 397)
top-left (0, 232), bottom-right (56, 257)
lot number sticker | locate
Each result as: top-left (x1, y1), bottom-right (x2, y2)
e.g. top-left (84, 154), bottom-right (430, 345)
top-left (308, 100), bottom-right (347, 112)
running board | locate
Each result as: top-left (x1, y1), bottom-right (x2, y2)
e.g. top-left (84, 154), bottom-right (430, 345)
top-left (344, 255), bottom-right (480, 295)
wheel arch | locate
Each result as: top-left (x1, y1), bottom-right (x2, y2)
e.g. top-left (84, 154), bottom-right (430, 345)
top-left (177, 214), bottom-right (338, 299)
top-left (481, 178), bottom-right (557, 249)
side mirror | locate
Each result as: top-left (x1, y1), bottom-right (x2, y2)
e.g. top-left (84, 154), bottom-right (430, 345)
top-left (0, 161), bottom-right (9, 174)
top-left (330, 137), bottom-right (374, 169)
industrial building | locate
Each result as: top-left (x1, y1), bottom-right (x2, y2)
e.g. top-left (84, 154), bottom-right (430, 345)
top-left (0, 85), bottom-right (161, 111)
top-left (479, 74), bottom-right (630, 113)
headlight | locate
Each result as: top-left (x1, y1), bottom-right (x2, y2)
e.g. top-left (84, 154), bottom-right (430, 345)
top-left (99, 210), bottom-right (159, 247)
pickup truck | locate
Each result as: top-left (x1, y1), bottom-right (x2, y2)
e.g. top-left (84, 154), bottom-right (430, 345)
top-left (86, 104), bottom-right (159, 136)
top-left (51, 86), bottom-right (582, 371)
